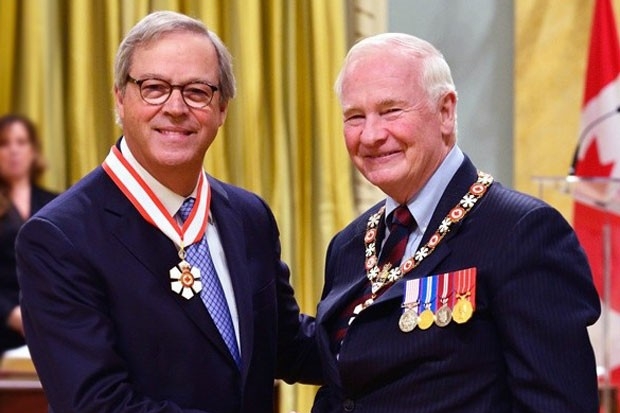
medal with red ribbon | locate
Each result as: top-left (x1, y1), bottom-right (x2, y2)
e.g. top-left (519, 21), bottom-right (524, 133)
top-left (452, 267), bottom-right (477, 324)
top-left (434, 272), bottom-right (454, 327)
top-left (102, 145), bottom-right (211, 299)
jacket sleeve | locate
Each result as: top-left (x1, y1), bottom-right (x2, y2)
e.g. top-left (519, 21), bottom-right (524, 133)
top-left (250, 197), bottom-right (323, 385)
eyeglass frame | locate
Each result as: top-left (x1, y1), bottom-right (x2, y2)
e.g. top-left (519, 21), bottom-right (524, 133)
top-left (126, 75), bottom-right (219, 109)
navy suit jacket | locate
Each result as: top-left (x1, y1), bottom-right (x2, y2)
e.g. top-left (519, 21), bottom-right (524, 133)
top-left (312, 156), bottom-right (601, 413)
top-left (16, 167), bottom-right (320, 413)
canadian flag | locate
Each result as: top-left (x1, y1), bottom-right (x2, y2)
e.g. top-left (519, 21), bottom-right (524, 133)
top-left (573, 0), bottom-right (620, 390)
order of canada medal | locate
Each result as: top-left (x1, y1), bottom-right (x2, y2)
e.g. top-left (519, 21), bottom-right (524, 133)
top-left (169, 260), bottom-right (203, 299)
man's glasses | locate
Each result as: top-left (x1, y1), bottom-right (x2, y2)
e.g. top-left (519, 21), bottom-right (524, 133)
top-left (127, 75), bottom-right (219, 109)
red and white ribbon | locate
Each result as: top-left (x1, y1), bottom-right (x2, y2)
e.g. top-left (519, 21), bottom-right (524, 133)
top-left (102, 145), bottom-right (211, 249)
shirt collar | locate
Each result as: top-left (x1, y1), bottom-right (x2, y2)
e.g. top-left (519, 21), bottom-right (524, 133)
top-left (385, 145), bottom-right (464, 234)
top-left (119, 137), bottom-right (199, 216)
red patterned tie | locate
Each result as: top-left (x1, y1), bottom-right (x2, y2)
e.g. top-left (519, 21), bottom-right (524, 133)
top-left (379, 205), bottom-right (416, 267)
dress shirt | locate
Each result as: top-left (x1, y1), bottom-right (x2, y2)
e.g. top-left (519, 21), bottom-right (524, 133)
top-left (384, 145), bottom-right (464, 259)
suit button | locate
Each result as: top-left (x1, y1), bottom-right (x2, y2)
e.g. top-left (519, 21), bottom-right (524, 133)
top-left (343, 399), bottom-right (355, 411)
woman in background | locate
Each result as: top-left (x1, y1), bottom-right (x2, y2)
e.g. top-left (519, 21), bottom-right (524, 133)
top-left (0, 114), bottom-right (56, 354)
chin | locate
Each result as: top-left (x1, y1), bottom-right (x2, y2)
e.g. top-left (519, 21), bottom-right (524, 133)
top-left (361, 166), bottom-right (398, 185)
top-left (363, 176), bottom-right (396, 193)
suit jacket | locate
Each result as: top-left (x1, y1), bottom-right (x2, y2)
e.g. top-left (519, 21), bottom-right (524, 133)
top-left (312, 156), bottom-right (601, 413)
top-left (16, 167), bottom-right (320, 413)
top-left (0, 185), bottom-right (56, 353)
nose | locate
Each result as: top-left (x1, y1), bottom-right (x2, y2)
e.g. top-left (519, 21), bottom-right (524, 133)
top-left (162, 88), bottom-right (189, 115)
top-left (7, 141), bottom-right (21, 154)
top-left (359, 114), bottom-right (388, 146)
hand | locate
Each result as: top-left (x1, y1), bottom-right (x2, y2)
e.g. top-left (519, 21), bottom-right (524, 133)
top-left (6, 306), bottom-right (24, 336)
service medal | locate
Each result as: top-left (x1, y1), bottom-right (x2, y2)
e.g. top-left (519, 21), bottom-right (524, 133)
top-left (435, 273), bottom-right (453, 327)
top-left (418, 308), bottom-right (435, 330)
top-left (435, 304), bottom-right (452, 327)
top-left (453, 297), bottom-right (473, 324)
top-left (400, 278), bottom-right (421, 332)
top-left (399, 308), bottom-right (418, 332)
top-left (452, 268), bottom-right (476, 324)
top-left (417, 275), bottom-right (437, 330)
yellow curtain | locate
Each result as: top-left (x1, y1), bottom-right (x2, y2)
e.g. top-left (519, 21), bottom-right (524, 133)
top-left (0, 1), bottom-right (354, 412)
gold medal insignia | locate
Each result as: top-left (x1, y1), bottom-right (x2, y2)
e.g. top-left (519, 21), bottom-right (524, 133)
top-left (418, 308), bottom-right (435, 330)
top-left (452, 296), bottom-right (473, 324)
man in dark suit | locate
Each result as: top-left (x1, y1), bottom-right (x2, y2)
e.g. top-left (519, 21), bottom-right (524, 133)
top-left (311, 33), bottom-right (601, 413)
top-left (16, 11), bottom-right (320, 413)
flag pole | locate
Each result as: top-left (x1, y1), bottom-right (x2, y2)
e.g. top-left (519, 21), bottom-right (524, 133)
top-left (601, 221), bottom-right (612, 413)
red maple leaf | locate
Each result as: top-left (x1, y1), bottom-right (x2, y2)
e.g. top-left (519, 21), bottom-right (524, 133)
top-left (574, 136), bottom-right (615, 176)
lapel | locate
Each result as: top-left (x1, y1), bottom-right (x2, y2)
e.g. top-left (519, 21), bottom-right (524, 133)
top-left (373, 156), bottom-right (480, 306)
top-left (101, 170), bottom-right (240, 370)
top-left (208, 177), bottom-right (254, 381)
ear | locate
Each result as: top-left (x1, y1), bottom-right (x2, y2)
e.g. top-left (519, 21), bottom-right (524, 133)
top-left (216, 100), bottom-right (229, 127)
top-left (114, 86), bottom-right (126, 121)
top-left (438, 91), bottom-right (457, 136)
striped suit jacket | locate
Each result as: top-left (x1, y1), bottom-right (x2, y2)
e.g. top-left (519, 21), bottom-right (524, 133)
top-left (312, 156), bottom-right (601, 413)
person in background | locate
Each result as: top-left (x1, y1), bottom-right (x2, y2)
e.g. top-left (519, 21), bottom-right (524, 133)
top-left (0, 114), bottom-right (56, 355)
top-left (16, 11), bottom-right (320, 413)
top-left (311, 33), bottom-right (601, 413)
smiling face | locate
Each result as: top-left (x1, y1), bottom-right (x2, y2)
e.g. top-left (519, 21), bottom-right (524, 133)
top-left (339, 48), bottom-right (456, 203)
top-left (115, 31), bottom-right (227, 193)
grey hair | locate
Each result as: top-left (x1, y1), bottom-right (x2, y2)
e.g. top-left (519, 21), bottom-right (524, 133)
top-left (114, 11), bottom-right (236, 103)
top-left (334, 33), bottom-right (456, 107)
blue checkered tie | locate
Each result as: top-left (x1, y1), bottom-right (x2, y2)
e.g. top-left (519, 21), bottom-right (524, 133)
top-left (178, 198), bottom-right (241, 368)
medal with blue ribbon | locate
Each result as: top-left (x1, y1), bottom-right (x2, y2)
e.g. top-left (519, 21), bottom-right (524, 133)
top-left (418, 275), bottom-right (437, 330)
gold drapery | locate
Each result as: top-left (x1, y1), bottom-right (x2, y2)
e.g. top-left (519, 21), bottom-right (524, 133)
top-left (0, 1), bottom-right (354, 411)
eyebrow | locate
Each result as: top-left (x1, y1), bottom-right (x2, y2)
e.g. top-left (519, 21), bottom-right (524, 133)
top-left (376, 98), bottom-right (408, 108)
top-left (132, 73), bottom-right (214, 84)
top-left (342, 98), bottom-right (408, 114)
top-left (342, 106), bottom-right (361, 118)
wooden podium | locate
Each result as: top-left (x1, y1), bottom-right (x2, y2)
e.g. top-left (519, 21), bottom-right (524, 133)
top-left (0, 346), bottom-right (47, 413)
